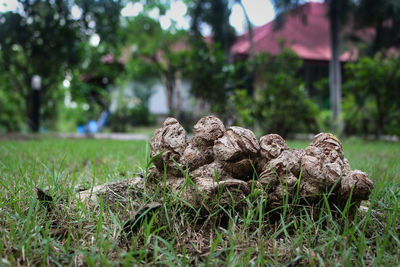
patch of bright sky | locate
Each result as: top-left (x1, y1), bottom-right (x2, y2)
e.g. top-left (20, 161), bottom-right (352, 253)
top-left (2, 0), bottom-right (322, 35)
top-left (89, 34), bottom-right (100, 46)
top-left (230, 0), bottom-right (275, 33)
top-left (121, 2), bottom-right (144, 17)
top-left (0, 0), bottom-right (22, 13)
top-left (121, 0), bottom-right (275, 34)
top-left (122, 1), bottom-right (188, 30)
top-left (71, 5), bottom-right (82, 20)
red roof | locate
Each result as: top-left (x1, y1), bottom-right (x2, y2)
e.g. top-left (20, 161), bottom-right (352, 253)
top-left (231, 2), bottom-right (356, 62)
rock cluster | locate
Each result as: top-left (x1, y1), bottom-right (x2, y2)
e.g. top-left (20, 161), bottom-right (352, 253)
top-left (149, 116), bottom-right (374, 212)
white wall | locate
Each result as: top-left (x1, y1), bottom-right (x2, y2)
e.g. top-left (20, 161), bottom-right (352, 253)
top-left (110, 79), bottom-right (196, 115)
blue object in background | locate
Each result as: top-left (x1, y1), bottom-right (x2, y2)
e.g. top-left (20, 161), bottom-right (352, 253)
top-left (77, 125), bottom-right (86, 134)
top-left (97, 111), bottom-right (109, 131)
top-left (87, 120), bottom-right (99, 134)
top-left (76, 111), bottom-right (108, 134)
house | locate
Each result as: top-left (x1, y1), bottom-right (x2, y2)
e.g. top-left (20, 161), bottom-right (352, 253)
top-left (107, 2), bottom-right (366, 117)
top-left (231, 2), bottom-right (365, 109)
top-left (232, 2), bottom-right (357, 61)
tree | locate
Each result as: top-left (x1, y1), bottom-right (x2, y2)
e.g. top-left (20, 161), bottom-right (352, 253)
top-left (343, 54), bottom-right (400, 137)
top-left (186, 0), bottom-right (245, 121)
top-left (233, 48), bottom-right (320, 137)
top-left (328, 0), bottom-right (343, 132)
top-left (0, 0), bottom-right (123, 132)
top-left (189, 0), bottom-right (237, 56)
top-left (272, 0), bottom-right (352, 133)
top-left (69, 45), bottom-right (124, 112)
top-left (234, 0), bottom-right (255, 56)
top-left (184, 41), bottom-right (243, 121)
top-left (353, 0), bottom-right (400, 55)
top-left (121, 14), bottom-right (189, 117)
top-left (0, 61), bottom-right (25, 132)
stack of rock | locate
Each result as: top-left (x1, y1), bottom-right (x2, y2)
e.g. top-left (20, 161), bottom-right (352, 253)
top-left (149, 116), bottom-right (374, 213)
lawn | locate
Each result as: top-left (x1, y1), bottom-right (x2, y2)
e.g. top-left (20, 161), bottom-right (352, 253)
top-left (0, 138), bottom-right (399, 266)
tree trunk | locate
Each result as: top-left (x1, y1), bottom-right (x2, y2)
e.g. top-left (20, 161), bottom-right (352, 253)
top-left (175, 72), bottom-right (183, 120)
top-left (31, 88), bottom-right (40, 132)
top-left (162, 72), bottom-right (177, 117)
top-left (329, 0), bottom-right (343, 133)
top-left (375, 92), bottom-right (383, 139)
top-left (237, 0), bottom-right (255, 57)
top-left (238, 0), bottom-right (257, 131)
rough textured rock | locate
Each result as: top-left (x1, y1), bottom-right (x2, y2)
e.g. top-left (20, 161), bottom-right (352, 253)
top-left (179, 116), bottom-right (224, 172)
top-left (259, 134), bottom-right (289, 162)
top-left (340, 170), bottom-right (374, 200)
top-left (77, 177), bottom-right (145, 204)
top-left (213, 126), bottom-right (260, 180)
top-left (72, 116), bottom-right (373, 219)
top-left (150, 117), bottom-right (188, 177)
top-left (147, 117), bottom-right (373, 216)
top-left (192, 115), bottom-right (225, 147)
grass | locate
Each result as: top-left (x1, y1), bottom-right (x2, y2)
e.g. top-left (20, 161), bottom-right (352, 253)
top-left (0, 138), bottom-right (399, 266)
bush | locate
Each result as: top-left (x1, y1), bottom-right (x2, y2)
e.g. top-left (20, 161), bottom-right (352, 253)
top-left (0, 88), bottom-right (26, 133)
top-left (129, 104), bottom-right (156, 126)
top-left (185, 42), bottom-right (245, 122)
top-left (231, 89), bottom-right (255, 128)
top-left (233, 48), bottom-right (320, 138)
top-left (55, 103), bottom-right (92, 133)
top-left (108, 104), bottom-right (155, 132)
top-left (343, 53), bottom-right (400, 136)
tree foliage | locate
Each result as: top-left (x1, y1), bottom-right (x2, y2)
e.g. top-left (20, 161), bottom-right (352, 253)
top-left (271, 0), bottom-right (354, 132)
top-left (121, 13), bottom-right (189, 117)
top-left (184, 41), bottom-right (243, 121)
top-left (188, 0), bottom-right (236, 55)
top-left (233, 48), bottom-right (320, 137)
top-left (0, 0), bottom-right (123, 131)
top-left (343, 53), bottom-right (400, 136)
top-left (354, 0), bottom-right (400, 55)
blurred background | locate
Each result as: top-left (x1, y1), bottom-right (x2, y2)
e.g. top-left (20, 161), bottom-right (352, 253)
top-left (0, 0), bottom-right (399, 139)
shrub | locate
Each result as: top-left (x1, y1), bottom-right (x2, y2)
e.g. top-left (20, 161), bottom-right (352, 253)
top-left (185, 42), bottom-right (245, 122)
top-left (108, 104), bottom-right (155, 132)
top-left (233, 48), bottom-right (320, 137)
top-left (343, 53), bottom-right (400, 136)
top-left (0, 88), bottom-right (26, 133)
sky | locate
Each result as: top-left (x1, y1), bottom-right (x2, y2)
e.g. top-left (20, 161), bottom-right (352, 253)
top-left (120, 0), bottom-right (275, 34)
top-left (0, 0), bottom-right (275, 34)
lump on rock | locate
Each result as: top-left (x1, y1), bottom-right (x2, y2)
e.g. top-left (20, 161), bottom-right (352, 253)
top-left (87, 116), bottom-right (373, 219)
top-left (150, 117), bottom-right (188, 178)
top-left (259, 134), bottom-right (289, 163)
top-left (192, 115), bottom-right (225, 147)
top-left (257, 134), bottom-right (304, 207)
top-left (340, 170), bottom-right (374, 201)
top-left (256, 132), bottom-right (373, 210)
top-left (183, 116), bottom-right (225, 171)
top-left (300, 133), bottom-right (353, 198)
top-left (213, 126), bottom-right (260, 180)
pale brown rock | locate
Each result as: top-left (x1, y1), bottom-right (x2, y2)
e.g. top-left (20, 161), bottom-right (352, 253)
top-left (77, 177), bottom-right (145, 204)
top-left (150, 117), bottom-right (188, 177)
top-left (340, 170), bottom-right (374, 200)
top-left (213, 126), bottom-right (260, 180)
top-left (73, 116), bottom-right (374, 221)
top-left (146, 119), bottom-right (374, 216)
top-left (192, 115), bottom-right (225, 146)
top-left (259, 134), bottom-right (289, 161)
